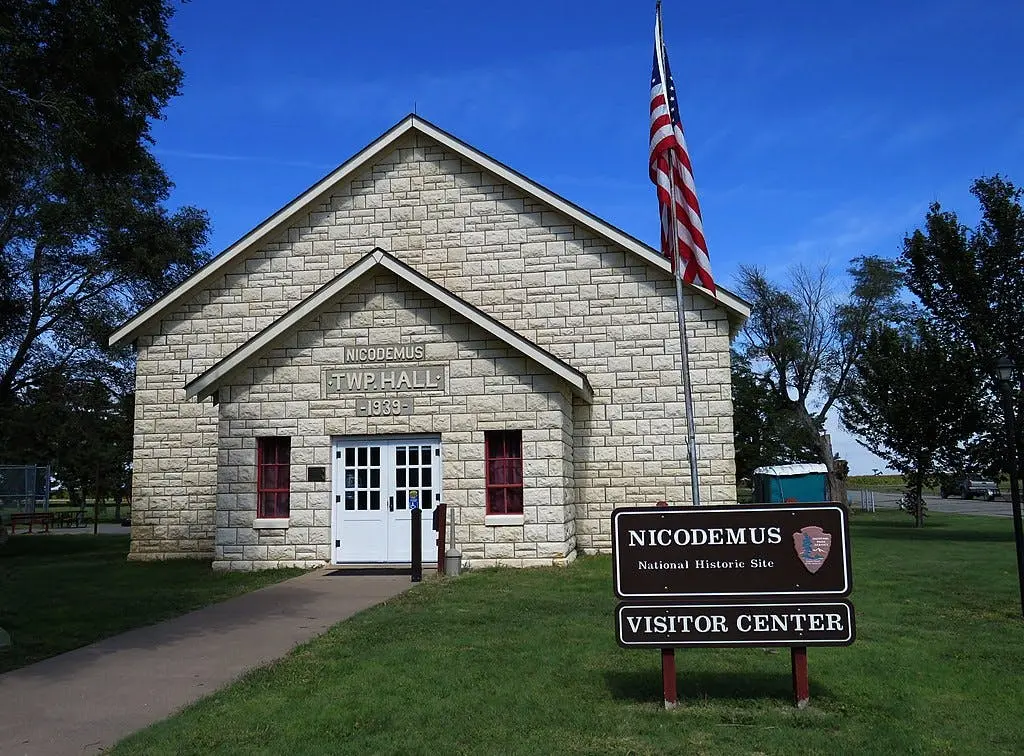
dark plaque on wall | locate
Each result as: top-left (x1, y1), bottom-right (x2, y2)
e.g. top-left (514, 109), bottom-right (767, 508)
top-left (306, 466), bottom-right (327, 483)
top-left (612, 503), bottom-right (852, 600)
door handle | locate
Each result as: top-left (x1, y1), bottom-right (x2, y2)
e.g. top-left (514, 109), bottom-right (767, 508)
top-left (389, 496), bottom-right (394, 512)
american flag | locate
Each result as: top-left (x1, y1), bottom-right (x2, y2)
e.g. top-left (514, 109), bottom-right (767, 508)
top-left (649, 8), bottom-right (716, 294)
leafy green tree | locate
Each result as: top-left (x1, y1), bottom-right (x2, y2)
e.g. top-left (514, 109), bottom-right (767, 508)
top-left (731, 349), bottom-right (819, 482)
top-left (736, 257), bottom-right (904, 504)
top-left (0, 0), bottom-right (209, 412)
top-left (841, 319), bottom-right (982, 526)
top-left (0, 363), bottom-right (133, 519)
top-left (903, 176), bottom-right (1024, 472)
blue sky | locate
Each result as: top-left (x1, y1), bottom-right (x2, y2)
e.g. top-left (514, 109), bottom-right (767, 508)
top-left (152, 0), bottom-right (1024, 475)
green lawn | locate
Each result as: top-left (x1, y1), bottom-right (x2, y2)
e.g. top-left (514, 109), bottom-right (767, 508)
top-left (112, 511), bottom-right (1024, 755)
top-left (0, 535), bottom-right (303, 674)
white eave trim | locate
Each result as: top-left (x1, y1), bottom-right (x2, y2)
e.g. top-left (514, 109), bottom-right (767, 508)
top-left (109, 115), bottom-right (747, 348)
top-left (184, 249), bottom-right (595, 404)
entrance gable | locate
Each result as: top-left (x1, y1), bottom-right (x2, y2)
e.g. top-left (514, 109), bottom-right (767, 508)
top-left (186, 248), bottom-right (593, 404)
top-left (210, 267), bottom-right (580, 570)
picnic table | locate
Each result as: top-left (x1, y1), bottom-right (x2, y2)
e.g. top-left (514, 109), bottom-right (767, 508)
top-left (8, 512), bottom-right (53, 534)
top-left (5, 510), bottom-right (87, 533)
top-left (53, 510), bottom-right (86, 528)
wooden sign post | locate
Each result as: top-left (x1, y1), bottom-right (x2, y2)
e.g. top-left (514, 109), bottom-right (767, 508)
top-left (612, 502), bottom-right (855, 708)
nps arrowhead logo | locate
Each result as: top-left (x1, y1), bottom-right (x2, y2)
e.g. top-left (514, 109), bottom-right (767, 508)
top-left (792, 526), bottom-right (832, 574)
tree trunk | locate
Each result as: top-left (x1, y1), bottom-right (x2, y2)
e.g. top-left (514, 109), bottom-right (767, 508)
top-left (790, 403), bottom-right (845, 505)
top-left (913, 470), bottom-right (925, 528)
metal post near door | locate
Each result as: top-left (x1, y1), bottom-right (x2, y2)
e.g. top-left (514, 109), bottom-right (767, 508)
top-left (445, 504), bottom-right (462, 577)
top-left (411, 506), bottom-right (422, 583)
top-left (434, 502), bottom-right (447, 575)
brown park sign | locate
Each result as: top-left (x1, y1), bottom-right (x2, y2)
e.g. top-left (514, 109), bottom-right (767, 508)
top-left (612, 503), bottom-right (852, 600)
top-left (615, 600), bottom-right (856, 648)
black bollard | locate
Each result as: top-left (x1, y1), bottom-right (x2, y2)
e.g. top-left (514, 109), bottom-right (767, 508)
top-left (411, 506), bottom-right (422, 583)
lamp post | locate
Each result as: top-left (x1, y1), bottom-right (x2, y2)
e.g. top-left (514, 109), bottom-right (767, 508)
top-left (995, 356), bottom-right (1024, 618)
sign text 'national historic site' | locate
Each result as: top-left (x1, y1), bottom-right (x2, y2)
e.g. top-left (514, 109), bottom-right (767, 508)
top-left (612, 503), bottom-right (852, 600)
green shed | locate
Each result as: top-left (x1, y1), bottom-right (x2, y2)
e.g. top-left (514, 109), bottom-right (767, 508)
top-left (752, 463), bottom-right (829, 503)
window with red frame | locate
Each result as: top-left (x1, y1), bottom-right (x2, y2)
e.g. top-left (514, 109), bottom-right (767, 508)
top-left (485, 430), bottom-right (523, 515)
top-left (257, 437), bottom-right (290, 518)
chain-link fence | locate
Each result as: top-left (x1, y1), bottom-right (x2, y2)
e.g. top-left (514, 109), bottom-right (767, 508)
top-left (0, 465), bottom-right (52, 513)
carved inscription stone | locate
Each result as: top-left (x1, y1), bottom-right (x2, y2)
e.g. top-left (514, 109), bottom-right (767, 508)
top-left (324, 367), bottom-right (446, 394)
top-left (342, 345), bottom-right (426, 363)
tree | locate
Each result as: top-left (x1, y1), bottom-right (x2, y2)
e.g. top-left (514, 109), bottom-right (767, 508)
top-left (903, 176), bottom-right (1024, 469)
top-left (0, 362), bottom-right (133, 515)
top-left (731, 349), bottom-right (819, 482)
top-left (0, 0), bottom-right (209, 414)
top-left (840, 319), bottom-right (982, 526)
top-left (736, 257), bottom-right (904, 503)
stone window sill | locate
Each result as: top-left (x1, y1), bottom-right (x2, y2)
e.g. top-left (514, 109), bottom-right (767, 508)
top-left (253, 518), bottom-right (289, 530)
top-left (484, 514), bottom-right (525, 527)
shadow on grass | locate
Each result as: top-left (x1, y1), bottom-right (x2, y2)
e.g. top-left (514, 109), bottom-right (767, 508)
top-left (853, 519), bottom-right (1014, 543)
top-left (605, 669), bottom-right (832, 704)
top-left (0, 534), bottom-right (128, 559)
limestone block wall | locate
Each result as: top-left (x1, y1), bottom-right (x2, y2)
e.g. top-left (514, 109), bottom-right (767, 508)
top-left (128, 129), bottom-right (736, 564)
top-left (211, 272), bottom-right (577, 570)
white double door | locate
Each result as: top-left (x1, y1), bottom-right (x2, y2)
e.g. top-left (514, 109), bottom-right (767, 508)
top-left (332, 436), bottom-right (441, 564)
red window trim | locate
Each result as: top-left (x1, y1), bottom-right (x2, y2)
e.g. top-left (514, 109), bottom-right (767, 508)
top-left (485, 430), bottom-right (523, 515)
top-left (257, 437), bottom-right (290, 519)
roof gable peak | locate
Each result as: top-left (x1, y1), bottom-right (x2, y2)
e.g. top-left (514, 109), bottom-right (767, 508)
top-left (109, 116), bottom-right (747, 348)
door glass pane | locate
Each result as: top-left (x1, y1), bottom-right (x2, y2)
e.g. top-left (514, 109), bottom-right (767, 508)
top-left (357, 447), bottom-right (367, 466)
top-left (358, 491), bottom-right (367, 511)
top-left (421, 445), bottom-right (430, 460)
top-left (370, 491), bottom-right (380, 510)
top-left (370, 469), bottom-right (380, 488)
top-left (423, 468), bottom-right (432, 487)
top-left (370, 447), bottom-right (380, 466)
top-left (345, 491), bottom-right (355, 510)
top-left (422, 489), bottom-right (432, 510)
top-left (396, 490), bottom-right (406, 510)
top-left (409, 468), bottom-right (419, 487)
top-left (409, 447), bottom-right (419, 465)
top-left (345, 447), bottom-right (355, 465)
top-left (396, 447), bottom-right (406, 466)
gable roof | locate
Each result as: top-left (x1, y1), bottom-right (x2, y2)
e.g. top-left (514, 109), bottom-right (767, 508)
top-left (110, 115), bottom-right (749, 348)
top-left (185, 248), bottom-right (595, 403)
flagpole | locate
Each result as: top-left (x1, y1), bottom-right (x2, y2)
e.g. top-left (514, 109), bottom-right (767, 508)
top-left (655, 2), bottom-right (703, 507)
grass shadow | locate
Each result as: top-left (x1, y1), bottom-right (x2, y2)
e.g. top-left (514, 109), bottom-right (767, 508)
top-left (0, 534), bottom-right (128, 559)
top-left (604, 668), bottom-right (832, 704)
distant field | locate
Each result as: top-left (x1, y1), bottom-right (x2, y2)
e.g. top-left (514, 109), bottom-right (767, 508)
top-left (846, 474), bottom-right (905, 491)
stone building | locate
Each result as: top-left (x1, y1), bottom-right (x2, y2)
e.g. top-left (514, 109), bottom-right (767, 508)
top-left (109, 115), bottom-right (749, 571)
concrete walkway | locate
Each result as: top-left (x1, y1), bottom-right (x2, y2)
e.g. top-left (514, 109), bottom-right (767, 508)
top-left (0, 569), bottom-right (412, 755)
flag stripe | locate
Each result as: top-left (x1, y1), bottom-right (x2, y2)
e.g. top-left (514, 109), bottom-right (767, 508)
top-left (649, 20), bottom-right (716, 294)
